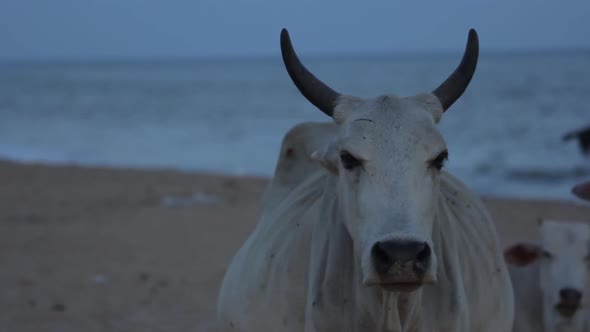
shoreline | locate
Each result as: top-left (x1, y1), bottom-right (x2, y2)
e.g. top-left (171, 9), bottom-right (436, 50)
top-left (1, 158), bottom-right (586, 203)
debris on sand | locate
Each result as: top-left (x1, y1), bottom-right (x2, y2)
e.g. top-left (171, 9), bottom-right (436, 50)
top-left (51, 303), bottom-right (66, 312)
top-left (160, 192), bottom-right (221, 207)
top-left (139, 272), bottom-right (150, 282)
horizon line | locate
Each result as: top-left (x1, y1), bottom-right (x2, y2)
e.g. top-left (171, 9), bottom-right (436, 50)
top-left (1, 47), bottom-right (589, 66)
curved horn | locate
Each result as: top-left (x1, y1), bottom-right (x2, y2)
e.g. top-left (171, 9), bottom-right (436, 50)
top-left (280, 28), bottom-right (341, 117)
top-left (432, 29), bottom-right (479, 111)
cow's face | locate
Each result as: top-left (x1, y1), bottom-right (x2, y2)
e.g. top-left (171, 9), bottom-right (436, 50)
top-left (280, 28), bottom-right (478, 292)
top-left (505, 220), bottom-right (590, 329)
top-left (313, 94), bottom-right (445, 290)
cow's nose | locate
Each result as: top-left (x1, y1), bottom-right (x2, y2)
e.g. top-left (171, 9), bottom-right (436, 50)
top-left (371, 240), bottom-right (431, 276)
top-left (560, 288), bottom-right (582, 305)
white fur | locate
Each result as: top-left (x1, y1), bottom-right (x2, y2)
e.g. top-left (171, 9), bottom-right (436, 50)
top-left (217, 93), bottom-right (514, 331)
top-left (506, 220), bottom-right (590, 332)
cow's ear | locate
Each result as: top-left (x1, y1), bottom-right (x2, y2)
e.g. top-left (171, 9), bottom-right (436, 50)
top-left (414, 93), bottom-right (443, 123)
top-left (504, 243), bottom-right (543, 266)
top-left (311, 142), bottom-right (339, 175)
top-left (573, 182), bottom-right (590, 202)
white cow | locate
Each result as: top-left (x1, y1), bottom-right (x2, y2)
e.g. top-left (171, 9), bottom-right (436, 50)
top-left (217, 28), bottom-right (514, 331)
top-left (505, 220), bottom-right (590, 332)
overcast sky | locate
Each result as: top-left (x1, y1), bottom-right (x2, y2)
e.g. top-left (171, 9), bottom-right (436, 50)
top-left (1, 0), bottom-right (589, 60)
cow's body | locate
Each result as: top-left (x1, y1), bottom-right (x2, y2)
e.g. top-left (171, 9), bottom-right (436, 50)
top-left (260, 122), bottom-right (337, 210)
top-left (218, 122), bottom-right (514, 332)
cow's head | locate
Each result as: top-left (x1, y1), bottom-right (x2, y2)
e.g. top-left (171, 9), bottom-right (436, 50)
top-left (505, 220), bottom-right (590, 328)
top-left (280, 28), bottom-right (478, 291)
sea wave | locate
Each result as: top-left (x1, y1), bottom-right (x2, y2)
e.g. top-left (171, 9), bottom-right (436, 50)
top-left (1, 55), bottom-right (589, 201)
top-left (505, 165), bottom-right (590, 182)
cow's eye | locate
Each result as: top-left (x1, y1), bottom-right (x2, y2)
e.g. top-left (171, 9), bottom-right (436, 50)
top-left (340, 151), bottom-right (362, 170)
top-left (429, 150), bottom-right (448, 170)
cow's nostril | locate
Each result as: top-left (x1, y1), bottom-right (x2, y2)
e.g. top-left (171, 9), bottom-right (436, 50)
top-left (560, 288), bottom-right (582, 304)
top-left (371, 241), bottom-right (393, 275)
top-left (414, 242), bottom-right (431, 274)
top-left (416, 242), bottom-right (431, 263)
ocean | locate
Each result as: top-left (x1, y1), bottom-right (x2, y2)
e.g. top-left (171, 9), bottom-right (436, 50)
top-left (0, 53), bottom-right (589, 200)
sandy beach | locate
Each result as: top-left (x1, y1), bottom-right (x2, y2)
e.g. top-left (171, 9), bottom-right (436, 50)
top-left (1, 160), bottom-right (589, 332)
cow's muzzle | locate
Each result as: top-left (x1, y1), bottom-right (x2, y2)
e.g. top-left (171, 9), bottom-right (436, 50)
top-left (370, 240), bottom-right (432, 291)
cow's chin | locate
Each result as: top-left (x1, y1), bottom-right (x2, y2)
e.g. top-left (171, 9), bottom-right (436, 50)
top-left (555, 303), bottom-right (581, 319)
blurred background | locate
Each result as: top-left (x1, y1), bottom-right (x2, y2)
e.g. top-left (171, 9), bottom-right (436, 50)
top-left (1, 1), bottom-right (589, 200)
top-left (1, 1), bottom-right (590, 332)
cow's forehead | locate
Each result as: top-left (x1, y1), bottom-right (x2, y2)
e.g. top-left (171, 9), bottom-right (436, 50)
top-left (540, 220), bottom-right (590, 253)
top-left (339, 95), bottom-right (444, 144)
